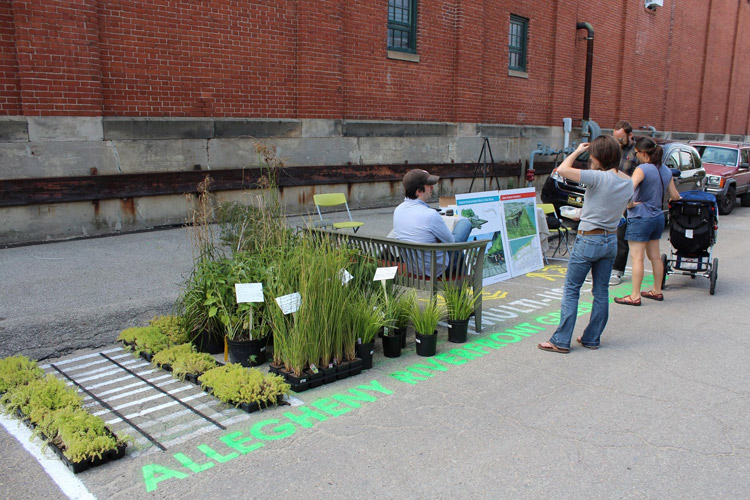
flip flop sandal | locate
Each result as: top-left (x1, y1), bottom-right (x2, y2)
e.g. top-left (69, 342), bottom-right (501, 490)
top-left (537, 342), bottom-right (570, 354)
top-left (641, 291), bottom-right (664, 301)
top-left (614, 295), bottom-right (641, 306)
top-left (576, 337), bottom-right (599, 350)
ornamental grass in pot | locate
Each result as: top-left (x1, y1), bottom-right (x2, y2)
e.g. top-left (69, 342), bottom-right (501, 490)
top-left (441, 282), bottom-right (481, 343)
top-left (347, 293), bottom-right (386, 369)
top-left (410, 295), bottom-right (446, 357)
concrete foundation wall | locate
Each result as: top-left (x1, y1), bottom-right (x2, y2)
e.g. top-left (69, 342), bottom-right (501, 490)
top-left (1, 117), bottom-right (747, 246)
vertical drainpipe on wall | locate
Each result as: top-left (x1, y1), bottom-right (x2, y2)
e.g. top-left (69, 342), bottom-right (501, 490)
top-left (576, 22), bottom-right (594, 140)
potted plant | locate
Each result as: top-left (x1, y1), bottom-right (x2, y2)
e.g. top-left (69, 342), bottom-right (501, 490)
top-left (347, 293), bottom-right (386, 369)
top-left (198, 363), bottom-right (290, 412)
top-left (380, 288), bottom-right (404, 358)
top-left (410, 295), bottom-right (446, 357)
top-left (440, 282), bottom-right (481, 343)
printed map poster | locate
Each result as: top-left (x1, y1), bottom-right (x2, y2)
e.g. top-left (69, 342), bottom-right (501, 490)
top-left (455, 191), bottom-right (511, 285)
top-left (499, 188), bottom-right (545, 277)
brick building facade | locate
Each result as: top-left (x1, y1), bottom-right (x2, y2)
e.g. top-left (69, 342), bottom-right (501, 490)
top-left (1, 0), bottom-right (749, 243)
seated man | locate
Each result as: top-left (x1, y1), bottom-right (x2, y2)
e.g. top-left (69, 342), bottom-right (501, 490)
top-left (393, 169), bottom-right (472, 276)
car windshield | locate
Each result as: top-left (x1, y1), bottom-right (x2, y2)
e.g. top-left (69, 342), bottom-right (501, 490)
top-left (694, 146), bottom-right (738, 167)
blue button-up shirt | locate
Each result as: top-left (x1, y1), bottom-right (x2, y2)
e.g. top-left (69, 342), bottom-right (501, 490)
top-left (393, 198), bottom-right (454, 275)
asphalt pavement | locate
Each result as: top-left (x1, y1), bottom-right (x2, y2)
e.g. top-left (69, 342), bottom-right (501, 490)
top-left (1, 202), bottom-right (749, 500)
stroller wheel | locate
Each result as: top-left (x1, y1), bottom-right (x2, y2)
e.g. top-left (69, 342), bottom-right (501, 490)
top-left (661, 254), bottom-right (669, 289)
top-left (710, 258), bottom-right (718, 295)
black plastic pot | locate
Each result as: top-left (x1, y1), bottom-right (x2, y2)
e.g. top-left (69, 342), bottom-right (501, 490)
top-left (415, 331), bottom-right (438, 357)
top-left (447, 319), bottom-right (469, 343)
top-left (336, 361), bottom-right (351, 380)
top-left (349, 358), bottom-right (363, 376)
top-left (193, 330), bottom-right (224, 354)
top-left (306, 369), bottom-right (324, 389)
top-left (355, 341), bottom-right (375, 369)
top-left (382, 332), bottom-right (402, 358)
top-left (227, 337), bottom-right (268, 367)
top-left (395, 327), bottom-right (408, 348)
top-left (319, 365), bottom-right (337, 384)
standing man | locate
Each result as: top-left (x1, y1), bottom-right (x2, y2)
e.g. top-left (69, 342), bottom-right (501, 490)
top-left (611, 120), bottom-right (640, 285)
top-left (393, 169), bottom-right (472, 276)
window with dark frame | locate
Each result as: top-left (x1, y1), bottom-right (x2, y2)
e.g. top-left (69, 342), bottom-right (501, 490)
top-left (509, 15), bottom-right (528, 72)
top-left (388, 0), bottom-right (417, 53)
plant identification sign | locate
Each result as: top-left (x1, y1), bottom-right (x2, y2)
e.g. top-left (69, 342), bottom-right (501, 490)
top-left (275, 292), bottom-right (301, 315)
top-left (234, 283), bottom-right (264, 303)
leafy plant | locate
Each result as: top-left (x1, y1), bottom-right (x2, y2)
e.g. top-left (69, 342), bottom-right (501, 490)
top-left (410, 295), bottom-right (446, 335)
top-left (441, 282), bottom-right (481, 321)
top-left (39, 406), bottom-right (126, 463)
top-left (381, 288), bottom-right (414, 334)
top-left (198, 363), bottom-right (290, 408)
top-left (0, 355), bottom-right (44, 393)
top-left (171, 351), bottom-right (218, 381)
top-left (117, 326), bottom-right (170, 356)
top-left (151, 343), bottom-right (194, 368)
top-left (149, 315), bottom-right (189, 345)
top-left (1, 374), bottom-right (82, 426)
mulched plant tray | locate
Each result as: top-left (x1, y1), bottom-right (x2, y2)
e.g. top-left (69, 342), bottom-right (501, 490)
top-left (272, 358), bottom-right (364, 393)
top-left (14, 408), bottom-right (126, 474)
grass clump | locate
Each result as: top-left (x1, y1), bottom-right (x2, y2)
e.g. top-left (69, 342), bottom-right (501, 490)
top-left (440, 282), bottom-right (480, 321)
top-left (198, 363), bottom-right (289, 408)
top-left (410, 295), bottom-right (446, 335)
top-left (0, 355), bottom-right (44, 393)
top-left (152, 344), bottom-right (218, 380)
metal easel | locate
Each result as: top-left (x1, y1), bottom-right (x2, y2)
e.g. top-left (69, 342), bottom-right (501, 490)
top-left (469, 137), bottom-right (501, 192)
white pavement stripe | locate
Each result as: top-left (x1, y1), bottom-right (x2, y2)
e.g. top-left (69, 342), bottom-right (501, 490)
top-left (84, 374), bottom-right (174, 399)
top-left (162, 424), bottom-right (220, 447)
top-left (76, 366), bottom-right (158, 384)
top-left (50, 351), bottom-right (134, 373)
top-left (0, 412), bottom-right (95, 500)
top-left (104, 392), bottom-right (208, 424)
top-left (39, 347), bottom-right (121, 369)
top-left (59, 358), bottom-right (141, 379)
top-left (92, 385), bottom-right (197, 415)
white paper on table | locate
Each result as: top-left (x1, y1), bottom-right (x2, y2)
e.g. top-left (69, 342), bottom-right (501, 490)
top-left (339, 269), bottom-right (353, 285)
top-left (373, 266), bottom-right (398, 281)
top-left (275, 292), bottom-right (302, 315)
top-left (235, 283), bottom-right (264, 303)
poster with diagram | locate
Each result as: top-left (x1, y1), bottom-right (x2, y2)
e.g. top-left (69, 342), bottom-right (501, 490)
top-left (455, 187), bottom-right (544, 285)
top-left (455, 190), bottom-right (511, 285)
top-left (499, 188), bottom-right (545, 278)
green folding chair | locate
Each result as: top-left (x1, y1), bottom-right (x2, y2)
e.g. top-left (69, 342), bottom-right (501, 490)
top-left (313, 193), bottom-right (364, 233)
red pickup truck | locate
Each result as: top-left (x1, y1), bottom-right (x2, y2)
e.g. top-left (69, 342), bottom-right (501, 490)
top-left (690, 141), bottom-right (750, 215)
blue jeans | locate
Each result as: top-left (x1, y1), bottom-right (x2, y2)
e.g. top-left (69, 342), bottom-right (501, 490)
top-left (549, 233), bottom-right (617, 349)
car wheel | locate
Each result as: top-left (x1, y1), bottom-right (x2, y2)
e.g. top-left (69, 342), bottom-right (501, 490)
top-left (709, 258), bottom-right (718, 295)
top-left (718, 187), bottom-right (736, 215)
top-left (740, 192), bottom-right (750, 207)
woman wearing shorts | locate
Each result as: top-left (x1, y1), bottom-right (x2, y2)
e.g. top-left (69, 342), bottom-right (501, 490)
top-left (615, 137), bottom-right (680, 306)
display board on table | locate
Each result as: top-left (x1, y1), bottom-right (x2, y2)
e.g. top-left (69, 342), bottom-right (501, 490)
top-left (455, 188), bottom-right (544, 286)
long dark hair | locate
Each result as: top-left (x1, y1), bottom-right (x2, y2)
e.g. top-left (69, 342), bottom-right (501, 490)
top-left (634, 137), bottom-right (663, 165)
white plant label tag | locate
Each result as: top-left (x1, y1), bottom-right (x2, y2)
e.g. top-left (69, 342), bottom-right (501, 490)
top-left (685, 229), bottom-right (694, 239)
top-left (339, 269), bottom-right (353, 285)
top-left (373, 266), bottom-right (398, 281)
top-left (276, 292), bottom-right (301, 315)
top-left (235, 283), bottom-right (264, 303)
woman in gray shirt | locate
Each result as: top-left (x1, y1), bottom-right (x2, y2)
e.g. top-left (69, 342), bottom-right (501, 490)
top-left (538, 136), bottom-right (633, 353)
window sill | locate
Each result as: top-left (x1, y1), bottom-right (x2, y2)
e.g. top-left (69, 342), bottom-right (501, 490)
top-left (387, 50), bottom-right (420, 63)
top-left (508, 69), bottom-right (528, 79)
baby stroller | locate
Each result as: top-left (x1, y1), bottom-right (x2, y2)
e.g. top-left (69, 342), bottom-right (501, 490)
top-left (661, 190), bottom-right (719, 295)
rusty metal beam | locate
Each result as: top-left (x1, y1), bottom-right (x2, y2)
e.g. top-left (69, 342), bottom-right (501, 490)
top-left (0, 161), bottom-right (555, 208)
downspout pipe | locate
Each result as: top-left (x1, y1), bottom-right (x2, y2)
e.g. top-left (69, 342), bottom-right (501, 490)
top-left (576, 22), bottom-right (594, 138)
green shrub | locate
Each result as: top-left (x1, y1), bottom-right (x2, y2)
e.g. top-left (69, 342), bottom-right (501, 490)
top-left (1, 374), bottom-right (82, 426)
top-left (151, 343), bottom-right (194, 368)
top-left (117, 326), bottom-right (170, 355)
top-left (0, 355), bottom-right (44, 393)
top-left (149, 315), bottom-right (189, 345)
top-left (198, 363), bottom-right (289, 407)
top-left (41, 407), bottom-right (125, 463)
top-left (171, 351), bottom-right (218, 381)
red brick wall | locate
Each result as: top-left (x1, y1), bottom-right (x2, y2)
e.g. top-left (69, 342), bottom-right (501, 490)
top-left (0, 0), bottom-right (748, 133)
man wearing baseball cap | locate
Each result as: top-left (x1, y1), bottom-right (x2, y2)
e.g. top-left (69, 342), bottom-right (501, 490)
top-left (393, 168), bottom-right (472, 276)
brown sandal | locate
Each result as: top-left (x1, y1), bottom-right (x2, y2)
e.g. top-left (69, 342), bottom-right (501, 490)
top-left (537, 342), bottom-right (569, 354)
top-left (614, 295), bottom-right (641, 306)
top-left (641, 290), bottom-right (664, 301)
top-left (576, 337), bottom-right (599, 350)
